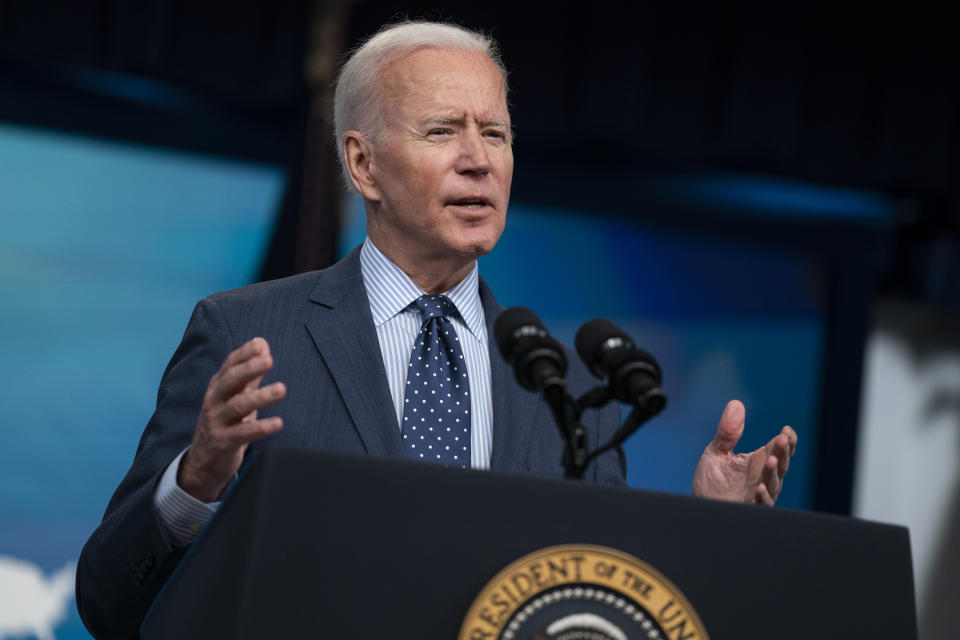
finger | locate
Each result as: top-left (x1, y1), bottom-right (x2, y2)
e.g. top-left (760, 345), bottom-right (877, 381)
top-left (213, 352), bottom-right (275, 401)
top-left (761, 453), bottom-right (780, 500)
top-left (243, 371), bottom-right (267, 396)
top-left (773, 434), bottom-right (791, 478)
top-left (220, 337), bottom-right (270, 371)
top-left (710, 400), bottom-right (745, 455)
top-left (218, 416), bottom-right (283, 447)
top-left (219, 382), bottom-right (287, 424)
top-left (755, 482), bottom-right (775, 506)
top-left (783, 425), bottom-right (798, 457)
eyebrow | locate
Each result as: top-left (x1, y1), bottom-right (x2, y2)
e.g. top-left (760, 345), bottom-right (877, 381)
top-left (421, 115), bottom-right (510, 128)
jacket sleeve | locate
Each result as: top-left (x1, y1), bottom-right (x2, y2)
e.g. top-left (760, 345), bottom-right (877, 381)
top-left (76, 297), bottom-right (235, 639)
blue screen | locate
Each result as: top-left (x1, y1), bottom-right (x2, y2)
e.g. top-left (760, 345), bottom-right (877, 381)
top-left (0, 123), bottom-right (285, 639)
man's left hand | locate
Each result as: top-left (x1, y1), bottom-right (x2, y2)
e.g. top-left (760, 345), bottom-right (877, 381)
top-left (692, 400), bottom-right (797, 506)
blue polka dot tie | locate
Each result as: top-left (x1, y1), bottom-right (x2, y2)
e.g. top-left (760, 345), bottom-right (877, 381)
top-left (401, 294), bottom-right (471, 467)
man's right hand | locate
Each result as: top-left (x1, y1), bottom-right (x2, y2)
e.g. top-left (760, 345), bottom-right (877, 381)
top-left (178, 337), bottom-right (286, 502)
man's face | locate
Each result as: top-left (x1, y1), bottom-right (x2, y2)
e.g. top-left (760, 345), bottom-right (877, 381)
top-left (362, 47), bottom-right (513, 267)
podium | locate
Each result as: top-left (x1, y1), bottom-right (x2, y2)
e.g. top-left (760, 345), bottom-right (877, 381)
top-left (141, 447), bottom-right (917, 639)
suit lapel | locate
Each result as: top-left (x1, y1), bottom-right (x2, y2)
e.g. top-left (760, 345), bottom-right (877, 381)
top-left (480, 278), bottom-right (542, 472)
top-left (303, 249), bottom-right (403, 458)
top-left (299, 255), bottom-right (539, 468)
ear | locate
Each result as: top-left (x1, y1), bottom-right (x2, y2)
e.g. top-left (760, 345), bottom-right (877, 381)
top-left (343, 131), bottom-right (380, 201)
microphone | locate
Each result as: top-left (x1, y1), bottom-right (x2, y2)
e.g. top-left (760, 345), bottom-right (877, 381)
top-left (575, 319), bottom-right (665, 412)
top-left (496, 307), bottom-right (584, 477)
top-left (495, 307), bottom-right (567, 392)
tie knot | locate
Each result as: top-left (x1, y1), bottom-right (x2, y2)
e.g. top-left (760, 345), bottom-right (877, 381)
top-left (413, 294), bottom-right (457, 322)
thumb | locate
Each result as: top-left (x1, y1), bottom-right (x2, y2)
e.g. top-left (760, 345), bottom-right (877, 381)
top-left (710, 399), bottom-right (745, 454)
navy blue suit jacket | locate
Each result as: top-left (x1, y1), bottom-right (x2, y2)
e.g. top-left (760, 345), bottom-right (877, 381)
top-left (76, 247), bottom-right (625, 639)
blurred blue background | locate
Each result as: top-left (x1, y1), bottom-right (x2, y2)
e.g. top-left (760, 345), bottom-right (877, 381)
top-left (2, 122), bottom-right (829, 639)
top-left (0, 123), bottom-right (285, 639)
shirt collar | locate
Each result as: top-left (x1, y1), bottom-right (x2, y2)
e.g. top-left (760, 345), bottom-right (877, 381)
top-left (359, 238), bottom-right (486, 341)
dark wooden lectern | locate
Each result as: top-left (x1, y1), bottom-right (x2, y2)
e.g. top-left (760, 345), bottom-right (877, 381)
top-left (142, 447), bottom-right (917, 639)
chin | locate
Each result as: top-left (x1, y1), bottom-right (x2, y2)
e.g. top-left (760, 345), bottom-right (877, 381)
top-left (459, 238), bottom-right (499, 259)
top-left (458, 226), bottom-right (505, 258)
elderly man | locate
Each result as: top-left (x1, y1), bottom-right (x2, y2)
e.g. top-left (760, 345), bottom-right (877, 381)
top-left (77, 20), bottom-right (796, 639)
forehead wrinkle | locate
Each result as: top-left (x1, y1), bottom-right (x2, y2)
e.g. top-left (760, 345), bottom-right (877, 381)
top-left (377, 49), bottom-right (511, 132)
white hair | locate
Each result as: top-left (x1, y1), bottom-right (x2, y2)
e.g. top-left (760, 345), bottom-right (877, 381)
top-left (333, 20), bottom-right (508, 189)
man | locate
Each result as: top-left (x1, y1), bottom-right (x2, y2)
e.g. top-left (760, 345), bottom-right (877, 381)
top-left (77, 21), bottom-right (797, 639)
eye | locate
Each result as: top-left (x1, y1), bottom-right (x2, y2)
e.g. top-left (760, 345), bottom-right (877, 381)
top-left (427, 128), bottom-right (452, 137)
top-left (484, 130), bottom-right (507, 141)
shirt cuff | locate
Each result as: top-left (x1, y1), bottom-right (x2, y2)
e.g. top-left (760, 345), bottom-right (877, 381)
top-left (154, 448), bottom-right (226, 547)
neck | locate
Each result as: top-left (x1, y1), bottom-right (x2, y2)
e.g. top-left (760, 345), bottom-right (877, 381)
top-left (368, 236), bottom-right (474, 294)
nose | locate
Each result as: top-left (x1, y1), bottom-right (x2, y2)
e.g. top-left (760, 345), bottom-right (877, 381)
top-left (455, 128), bottom-right (491, 176)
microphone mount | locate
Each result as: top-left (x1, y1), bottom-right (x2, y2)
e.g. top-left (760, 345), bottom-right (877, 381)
top-left (496, 309), bottom-right (668, 480)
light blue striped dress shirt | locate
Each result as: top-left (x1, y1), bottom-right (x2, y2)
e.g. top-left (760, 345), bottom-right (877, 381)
top-left (155, 238), bottom-right (494, 545)
top-left (360, 238), bottom-right (493, 470)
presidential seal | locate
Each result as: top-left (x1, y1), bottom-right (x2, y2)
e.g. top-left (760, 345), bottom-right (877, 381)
top-left (458, 544), bottom-right (708, 640)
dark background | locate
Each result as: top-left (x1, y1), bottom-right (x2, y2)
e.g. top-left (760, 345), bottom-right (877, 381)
top-left (3, 1), bottom-right (958, 292)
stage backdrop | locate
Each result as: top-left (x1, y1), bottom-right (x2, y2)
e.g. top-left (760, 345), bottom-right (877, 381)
top-left (0, 123), bottom-right (284, 640)
top-left (1, 123), bottom-right (821, 639)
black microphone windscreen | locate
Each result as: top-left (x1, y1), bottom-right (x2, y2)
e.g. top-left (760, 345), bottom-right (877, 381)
top-left (631, 348), bottom-right (662, 382)
top-left (575, 318), bottom-right (630, 377)
top-left (494, 307), bottom-right (545, 358)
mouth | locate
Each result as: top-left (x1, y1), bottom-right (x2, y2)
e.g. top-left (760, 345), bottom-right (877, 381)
top-left (446, 196), bottom-right (492, 210)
